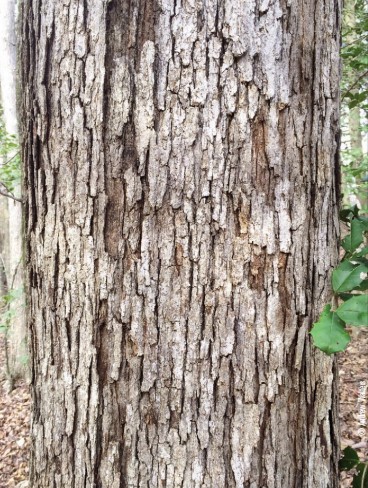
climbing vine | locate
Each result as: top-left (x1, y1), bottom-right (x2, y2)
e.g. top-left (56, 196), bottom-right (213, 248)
top-left (310, 206), bottom-right (368, 485)
top-left (311, 206), bottom-right (368, 355)
top-left (340, 446), bottom-right (368, 487)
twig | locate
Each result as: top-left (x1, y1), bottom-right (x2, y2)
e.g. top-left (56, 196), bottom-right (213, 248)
top-left (352, 441), bottom-right (368, 449)
top-left (0, 187), bottom-right (23, 203)
top-left (10, 257), bottom-right (22, 290)
top-left (342, 33), bottom-right (368, 48)
top-left (342, 69), bottom-right (368, 100)
top-left (1, 150), bottom-right (20, 166)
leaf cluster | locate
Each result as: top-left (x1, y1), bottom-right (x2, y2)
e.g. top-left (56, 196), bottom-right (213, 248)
top-left (0, 287), bottom-right (24, 335)
top-left (0, 108), bottom-right (21, 195)
top-left (342, 0), bottom-right (368, 109)
top-left (340, 0), bottom-right (368, 210)
top-left (310, 206), bottom-right (368, 355)
top-left (0, 124), bottom-right (21, 193)
top-left (311, 206), bottom-right (368, 484)
top-left (340, 447), bottom-right (368, 487)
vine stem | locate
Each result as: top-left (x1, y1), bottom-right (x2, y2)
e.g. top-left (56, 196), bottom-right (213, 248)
top-left (331, 294), bottom-right (339, 311)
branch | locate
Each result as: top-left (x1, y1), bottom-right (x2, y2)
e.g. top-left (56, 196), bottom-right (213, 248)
top-left (342, 69), bottom-right (368, 100)
top-left (10, 257), bottom-right (22, 290)
top-left (342, 33), bottom-right (368, 48)
top-left (0, 187), bottom-right (23, 204)
top-left (1, 150), bottom-right (20, 166)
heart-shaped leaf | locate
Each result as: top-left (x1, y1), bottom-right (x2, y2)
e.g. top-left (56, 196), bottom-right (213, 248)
top-left (336, 295), bottom-right (368, 326)
top-left (332, 260), bottom-right (368, 293)
top-left (339, 446), bottom-right (360, 471)
top-left (310, 305), bottom-right (351, 355)
top-left (355, 246), bottom-right (368, 258)
top-left (342, 219), bottom-right (365, 253)
top-left (340, 205), bottom-right (360, 222)
top-left (353, 462), bottom-right (368, 488)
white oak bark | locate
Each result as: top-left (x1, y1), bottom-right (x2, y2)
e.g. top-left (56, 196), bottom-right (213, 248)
top-left (0, 0), bottom-right (26, 378)
top-left (20, 0), bottom-right (341, 486)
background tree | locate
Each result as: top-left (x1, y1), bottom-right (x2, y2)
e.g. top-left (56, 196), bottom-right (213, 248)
top-left (0, 0), bottom-right (26, 383)
top-left (341, 0), bottom-right (368, 210)
top-left (20, 0), bottom-right (341, 486)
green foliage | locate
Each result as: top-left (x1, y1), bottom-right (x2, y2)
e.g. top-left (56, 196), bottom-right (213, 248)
top-left (332, 260), bottom-right (368, 293)
top-left (341, 0), bottom-right (368, 106)
top-left (341, 218), bottom-right (365, 252)
top-left (0, 287), bottom-right (24, 334)
top-left (309, 305), bottom-right (351, 355)
top-left (311, 206), bottom-right (368, 483)
top-left (353, 463), bottom-right (368, 488)
top-left (340, 447), bottom-right (361, 471)
top-left (311, 206), bottom-right (367, 354)
top-left (336, 295), bottom-right (368, 325)
top-left (341, 151), bottom-right (368, 211)
top-left (340, 447), bottom-right (368, 487)
top-left (0, 108), bottom-right (21, 195)
top-left (341, 0), bottom-right (368, 210)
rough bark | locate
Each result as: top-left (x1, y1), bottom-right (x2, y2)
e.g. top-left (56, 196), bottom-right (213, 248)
top-left (0, 0), bottom-right (26, 379)
top-left (20, 0), bottom-right (341, 486)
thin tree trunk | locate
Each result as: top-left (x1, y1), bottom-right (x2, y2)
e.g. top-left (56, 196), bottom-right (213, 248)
top-left (343, 0), bottom-right (363, 160)
top-left (0, 195), bottom-right (9, 299)
top-left (342, 0), bottom-right (367, 210)
top-left (0, 0), bottom-right (26, 379)
top-left (20, 0), bottom-right (341, 486)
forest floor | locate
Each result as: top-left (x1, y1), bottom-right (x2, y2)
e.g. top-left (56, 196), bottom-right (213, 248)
top-left (0, 336), bottom-right (30, 487)
top-left (339, 327), bottom-right (368, 487)
top-left (0, 331), bottom-right (367, 487)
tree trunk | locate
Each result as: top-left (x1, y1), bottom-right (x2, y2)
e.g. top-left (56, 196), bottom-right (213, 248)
top-left (19, 0), bottom-right (341, 486)
top-left (0, 0), bottom-right (26, 379)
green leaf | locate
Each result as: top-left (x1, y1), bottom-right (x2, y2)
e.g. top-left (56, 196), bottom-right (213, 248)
top-left (339, 446), bottom-right (360, 471)
top-left (353, 257), bottom-right (368, 266)
top-left (340, 208), bottom-right (355, 222)
top-left (310, 305), bottom-right (351, 355)
top-left (355, 280), bottom-right (368, 292)
top-left (349, 92), bottom-right (368, 109)
top-left (339, 293), bottom-right (356, 302)
top-left (353, 463), bottom-right (368, 488)
top-left (355, 246), bottom-right (368, 258)
top-left (357, 216), bottom-right (368, 231)
top-left (342, 219), bottom-right (365, 253)
top-left (340, 206), bottom-right (360, 222)
top-left (336, 295), bottom-right (368, 326)
top-left (332, 260), bottom-right (368, 293)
